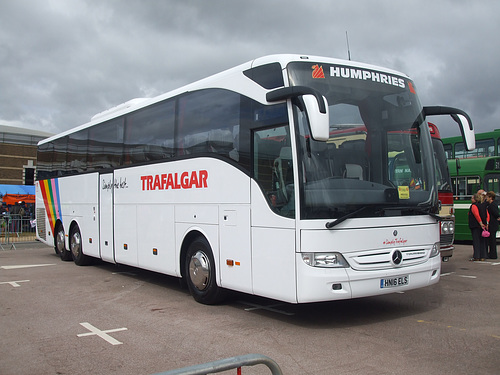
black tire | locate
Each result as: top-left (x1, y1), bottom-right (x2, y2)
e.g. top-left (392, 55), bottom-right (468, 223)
top-left (55, 224), bottom-right (72, 261)
top-left (70, 225), bottom-right (91, 266)
top-left (184, 237), bottom-right (225, 304)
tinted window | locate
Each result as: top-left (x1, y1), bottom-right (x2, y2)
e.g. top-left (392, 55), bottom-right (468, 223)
top-left (124, 101), bottom-right (175, 164)
top-left (243, 63), bottom-right (284, 89)
top-left (37, 142), bottom-right (55, 180)
top-left (53, 136), bottom-right (68, 176)
top-left (88, 118), bottom-right (124, 170)
top-left (177, 89), bottom-right (241, 161)
top-left (66, 128), bottom-right (88, 174)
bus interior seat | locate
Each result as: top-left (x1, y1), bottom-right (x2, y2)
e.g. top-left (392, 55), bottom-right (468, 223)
top-left (344, 163), bottom-right (364, 180)
top-left (337, 139), bottom-right (369, 180)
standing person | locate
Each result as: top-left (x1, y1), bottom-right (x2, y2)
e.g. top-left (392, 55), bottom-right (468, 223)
top-left (469, 193), bottom-right (489, 261)
top-left (477, 190), bottom-right (490, 260)
top-left (485, 191), bottom-right (499, 259)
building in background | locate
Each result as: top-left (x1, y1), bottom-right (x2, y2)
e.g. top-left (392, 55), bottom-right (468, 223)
top-left (0, 125), bottom-right (53, 185)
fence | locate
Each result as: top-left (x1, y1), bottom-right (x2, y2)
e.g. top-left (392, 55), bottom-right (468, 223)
top-left (152, 354), bottom-right (283, 375)
top-left (0, 214), bottom-right (37, 250)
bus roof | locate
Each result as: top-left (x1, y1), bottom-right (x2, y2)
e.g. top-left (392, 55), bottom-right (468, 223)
top-left (443, 129), bottom-right (500, 145)
top-left (447, 156), bottom-right (500, 175)
top-left (39, 54), bottom-right (411, 146)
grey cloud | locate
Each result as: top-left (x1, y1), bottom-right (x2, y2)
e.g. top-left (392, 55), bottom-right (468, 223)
top-left (1, 0), bottom-right (498, 138)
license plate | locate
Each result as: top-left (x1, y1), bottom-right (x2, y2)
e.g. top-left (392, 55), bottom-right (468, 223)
top-left (380, 275), bottom-right (409, 288)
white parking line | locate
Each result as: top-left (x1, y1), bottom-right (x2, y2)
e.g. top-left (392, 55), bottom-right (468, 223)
top-left (0, 264), bottom-right (56, 270)
top-left (441, 272), bottom-right (477, 279)
top-left (239, 301), bottom-right (295, 316)
top-left (77, 322), bottom-right (128, 345)
top-left (0, 280), bottom-right (29, 287)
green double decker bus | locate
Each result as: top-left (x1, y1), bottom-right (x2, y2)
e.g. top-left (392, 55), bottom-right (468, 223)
top-left (448, 157), bottom-right (500, 240)
top-left (443, 129), bottom-right (500, 159)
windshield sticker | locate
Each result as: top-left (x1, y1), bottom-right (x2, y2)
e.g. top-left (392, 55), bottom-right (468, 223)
top-left (408, 81), bottom-right (416, 94)
top-left (398, 186), bottom-right (410, 199)
top-left (329, 65), bottom-right (405, 89)
top-left (312, 64), bottom-right (325, 79)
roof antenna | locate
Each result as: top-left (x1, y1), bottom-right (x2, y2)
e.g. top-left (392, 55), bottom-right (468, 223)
top-left (345, 31), bottom-right (351, 61)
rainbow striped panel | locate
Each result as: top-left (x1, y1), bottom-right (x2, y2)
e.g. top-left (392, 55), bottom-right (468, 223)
top-left (39, 178), bottom-right (62, 232)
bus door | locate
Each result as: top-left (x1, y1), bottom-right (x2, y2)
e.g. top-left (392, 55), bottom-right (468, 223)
top-left (99, 173), bottom-right (115, 263)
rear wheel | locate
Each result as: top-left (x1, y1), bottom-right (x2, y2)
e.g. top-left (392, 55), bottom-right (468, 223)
top-left (185, 237), bottom-right (225, 304)
top-left (55, 225), bottom-right (72, 261)
top-left (70, 226), bottom-right (91, 266)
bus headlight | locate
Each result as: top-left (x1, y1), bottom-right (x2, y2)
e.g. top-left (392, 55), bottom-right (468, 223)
top-left (441, 221), bottom-right (455, 234)
top-left (430, 243), bottom-right (440, 258)
top-left (302, 252), bottom-right (349, 268)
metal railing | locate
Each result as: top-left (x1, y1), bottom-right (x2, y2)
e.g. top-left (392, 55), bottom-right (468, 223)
top-left (1, 214), bottom-right (37, 250)
top-left (152, 354), bottom-right (283, 375)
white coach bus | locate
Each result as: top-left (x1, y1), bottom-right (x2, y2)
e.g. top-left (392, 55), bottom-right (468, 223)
top-left (36, 54), bottom-right (474, 304)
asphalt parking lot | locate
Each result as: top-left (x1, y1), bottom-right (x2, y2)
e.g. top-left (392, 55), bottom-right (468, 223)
top-left (1, 242), bottom-right (499, 375)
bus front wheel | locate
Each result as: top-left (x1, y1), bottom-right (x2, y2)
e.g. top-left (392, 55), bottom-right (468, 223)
top-left (185, 237), bottom-right (225, 304)
top-left (70, 226), bottom-right (91, 266)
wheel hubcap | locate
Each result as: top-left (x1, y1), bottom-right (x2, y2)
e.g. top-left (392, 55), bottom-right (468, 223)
top-left (70, 231), bottom-right (81, 258)
top-left (189, 250), bottom-right (210, 291)
top-left (56, 230), bottom-right (65, 253)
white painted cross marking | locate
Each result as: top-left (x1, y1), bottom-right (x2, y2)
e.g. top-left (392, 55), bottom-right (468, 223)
top-left (77, 322), bottom-right (128, 345)
top-left (0, 264), bottom-right (56, 270)
top-left (0, 280), bottom-right (29, 287)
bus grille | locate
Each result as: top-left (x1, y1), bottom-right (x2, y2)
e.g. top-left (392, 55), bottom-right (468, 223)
top-left (36, 208), bottom-right (46, 241)
top-left (440, 234), bottom-right (453, 247)
top-left (348, 247), bottom-right (428, 270)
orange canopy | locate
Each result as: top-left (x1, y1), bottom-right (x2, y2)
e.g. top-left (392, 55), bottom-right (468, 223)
top-left (2, 194), bottom-right (35, 205)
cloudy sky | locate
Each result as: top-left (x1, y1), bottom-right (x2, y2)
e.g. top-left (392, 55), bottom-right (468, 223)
top-left (1, 0), bottom-right (498, 138)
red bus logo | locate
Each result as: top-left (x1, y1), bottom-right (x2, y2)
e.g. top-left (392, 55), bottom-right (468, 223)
top-left (312, 64), bottom-right (325, 79)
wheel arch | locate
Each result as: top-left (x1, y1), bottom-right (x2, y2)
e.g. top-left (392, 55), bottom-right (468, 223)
top-left (179, 228), bottom-right (219, 282)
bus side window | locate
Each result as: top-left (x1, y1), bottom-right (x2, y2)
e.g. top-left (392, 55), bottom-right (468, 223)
top-left (124, 100), bottom-right (175, 164)
top-left (176, 89), bottom-right (241, 160)
top-left (253, 125), bottom-right (294, 217)
top-left (88, 118), bottom-right (124, 170)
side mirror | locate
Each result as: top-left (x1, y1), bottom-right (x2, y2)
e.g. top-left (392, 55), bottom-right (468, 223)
top-left (303, 94), bottom-right (330, 141)
top-left (451, 113), bottom-right (475, 151)
top-left (266, 86), bottom-right (330, 142)
top-left (423, 106), bottom-right (475, 151)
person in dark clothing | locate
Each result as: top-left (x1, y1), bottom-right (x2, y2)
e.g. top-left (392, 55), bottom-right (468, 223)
top-left (469, 192), bottom-right (489, 261)
top-left (485, 191), bottom-right (499, 259)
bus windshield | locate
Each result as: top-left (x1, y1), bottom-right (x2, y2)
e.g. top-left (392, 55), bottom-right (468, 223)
top-left (288, 61), bottom-right (436, 219)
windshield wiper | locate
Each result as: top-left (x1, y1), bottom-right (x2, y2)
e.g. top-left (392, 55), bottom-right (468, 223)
top-left (325, 206), bottom-right (375, 229)
top-left (325, 205), bottom-right (439, 229)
